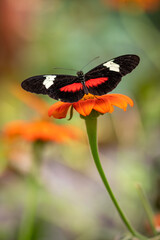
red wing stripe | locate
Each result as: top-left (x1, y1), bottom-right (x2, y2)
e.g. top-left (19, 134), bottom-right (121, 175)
top-left (60, 83), bottom-right (83, 92)
top-left (85, 77), bottom-right (108, 88)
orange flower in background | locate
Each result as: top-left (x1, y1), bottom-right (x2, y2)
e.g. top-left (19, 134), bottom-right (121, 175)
top-left (4, 86), bottom-right (81, 143)
top-left (48, 93), bottom-right (133, 119)
top-left (3, 87), bottom-right (82, 173)
top-left (154, 214), bottom-right (160, 232)
top-left (4, 120), bottom-right (81, 143)
top-left (102, 0), bottom-right (160, 11)
top-left (146, 213), bottom-right (160, 234)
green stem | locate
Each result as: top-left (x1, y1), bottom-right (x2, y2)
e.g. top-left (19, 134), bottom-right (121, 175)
top-left (18, 177), bottom-right (38, 240)
top-left (85, 116), bottom-right (147, 240)
top-left (18, 141), bottom-right (43, 240)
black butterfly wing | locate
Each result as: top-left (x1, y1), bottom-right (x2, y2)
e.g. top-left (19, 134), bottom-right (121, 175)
top-left (85, 54), bottom-right (140, 96)
top-left (21, 55), bottom-right (140, 102)
top-left (21, 74), bottom-right (84, 103)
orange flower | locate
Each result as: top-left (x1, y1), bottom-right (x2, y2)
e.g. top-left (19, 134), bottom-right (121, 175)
top-left (48, 93), bottom-right (133, 119)
top-left (102, 0), bottom-right (160, 11)
top-left (4, 120), bottom-right (81, 143)
top-left (154, 214), bottom-right (160, 232)
top-left (146, 213), bottom-right (160, 234)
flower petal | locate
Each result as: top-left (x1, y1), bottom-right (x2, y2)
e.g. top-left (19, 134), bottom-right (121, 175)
top-left (93, 97), bottom-right (114, 114)
top-left (48, 102), bottom-right (71, 119)
top-left (4, 121), bottom-right (27, 137)
top-left (3, 120), bottom-right (82, 143)
top-left (73, 99), bottom-right (95, 116)
top-left (23, 121), bottom-right (80, 142)
top-left (105, 94), bottom-right (134, 111)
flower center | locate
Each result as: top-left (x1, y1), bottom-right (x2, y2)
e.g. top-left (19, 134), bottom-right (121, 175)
top-left (81, 93), bottom-right (97, 101)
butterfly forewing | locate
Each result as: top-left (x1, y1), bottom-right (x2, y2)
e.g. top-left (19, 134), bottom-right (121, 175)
top-left (21, 75), bottom-right (50, 95)
top-left (85, 54), bottom-right (140, 96)
top-left (111, 55), bottom-right (140, 76)
top-left (21, 74), bottom-right (84, 102)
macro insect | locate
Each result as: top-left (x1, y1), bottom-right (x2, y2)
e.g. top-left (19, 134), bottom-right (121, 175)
top-left (21, 54), bottom-right (140, 103)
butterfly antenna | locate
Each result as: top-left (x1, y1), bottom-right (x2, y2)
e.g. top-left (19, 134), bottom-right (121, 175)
top-left (80, 56), bottom-right (100, 71)
top-left (53, 67), bottom-right (78, 72)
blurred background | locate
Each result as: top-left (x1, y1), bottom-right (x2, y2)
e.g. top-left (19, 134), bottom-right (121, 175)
top-left (0, 0), bottom-right (160, 239)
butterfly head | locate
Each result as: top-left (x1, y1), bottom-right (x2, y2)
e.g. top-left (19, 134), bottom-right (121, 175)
top-left (77, 71), bottom-right (84, 77)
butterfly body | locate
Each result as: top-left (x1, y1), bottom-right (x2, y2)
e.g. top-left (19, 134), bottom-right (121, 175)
top-left (21, 54), bottom-right (140, 103)
top-left (76, 71), bottom-right (89, 95)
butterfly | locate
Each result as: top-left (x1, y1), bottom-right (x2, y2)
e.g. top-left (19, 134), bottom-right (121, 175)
top-left (21, 54), bottom-right (140, 103)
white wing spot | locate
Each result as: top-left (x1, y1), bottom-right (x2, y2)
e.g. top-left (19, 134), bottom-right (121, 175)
top-left (43, 75), bottom-right (56, 89)
top-left (103, 60), bottom-right (120, 72)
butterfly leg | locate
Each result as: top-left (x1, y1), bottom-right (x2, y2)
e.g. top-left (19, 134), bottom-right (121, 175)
top-left (94, 95), bottom-right (101, 100)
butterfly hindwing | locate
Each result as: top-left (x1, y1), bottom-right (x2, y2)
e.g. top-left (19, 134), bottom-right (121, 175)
top-left (53, 77), bottom-right (84, 102)
top-left (85, 72), bottom-right (121, 96)
top-left (85, 54), bottom-right (140, 96)
top-left (21, 74), bottom-right (84, 103)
